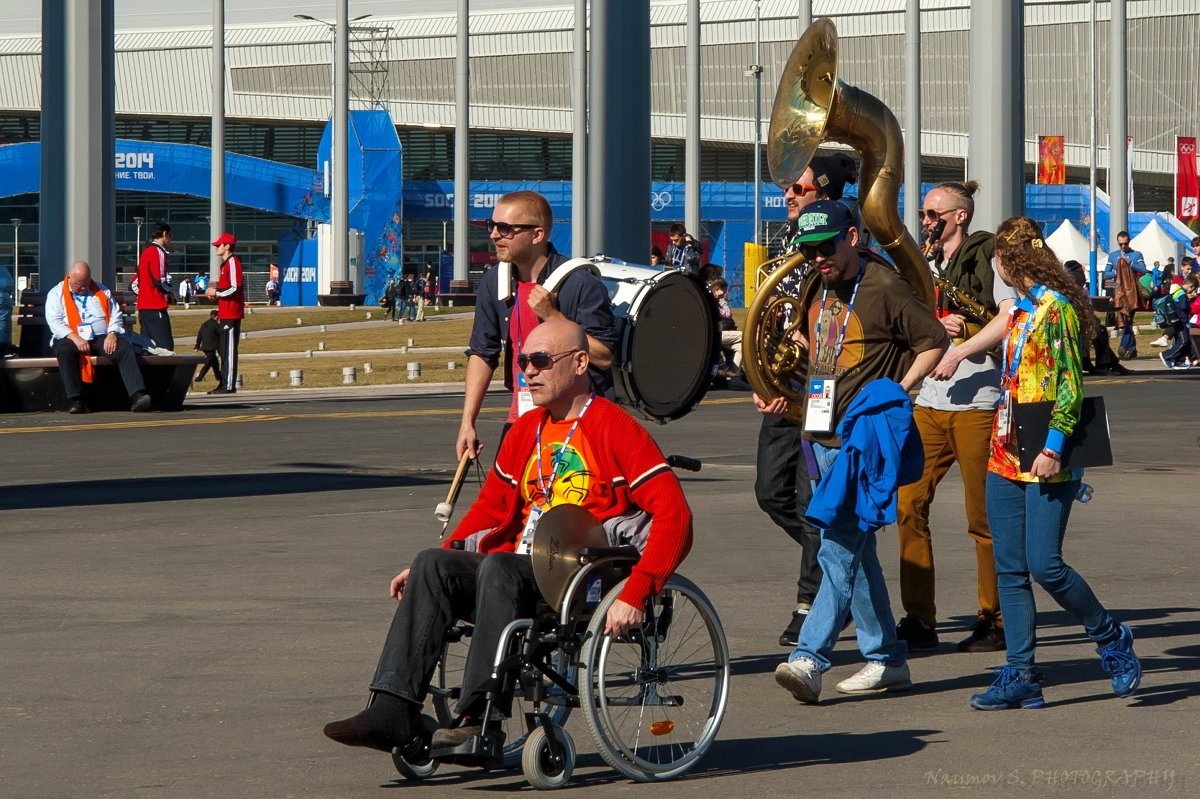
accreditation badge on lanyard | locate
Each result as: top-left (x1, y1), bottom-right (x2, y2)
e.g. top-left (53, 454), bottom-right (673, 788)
top-left (805, 377), bottom-right (837, 433)
top-left (516, 371), bottom-right (536, 417)
top-left (997, 293), bottom-right (1038, 444)
top-left (515, 506), bottom-right (544, 555)
top-left (804, 261), bottom-right (864, 433)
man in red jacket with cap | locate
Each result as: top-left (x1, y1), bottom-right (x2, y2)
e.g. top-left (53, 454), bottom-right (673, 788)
top-left (205, 233), bottom-right (244, 394)
top-left (323, 319), bottom-right (693, 760)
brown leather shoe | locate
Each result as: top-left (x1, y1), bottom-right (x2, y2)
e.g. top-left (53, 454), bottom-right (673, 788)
top-left (430, 723), bottom-right (482, 749)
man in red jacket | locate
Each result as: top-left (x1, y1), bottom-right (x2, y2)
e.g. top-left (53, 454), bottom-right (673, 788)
top-left (205, 233), bottom-right (244, 394)
top-left (324, 319), bottom-right (693, 758)
top-left (135, 222), bottom-right (175, 350)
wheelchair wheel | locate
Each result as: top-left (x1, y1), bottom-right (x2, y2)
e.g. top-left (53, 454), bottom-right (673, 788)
top-left (521, 725), bottom-right (575, 790)
top-left (391, 748), bottom-right (439, 781)
top-left (428, 625), bottom-right (575, 767)
top-left (579, 574), bottom-right (729, 782)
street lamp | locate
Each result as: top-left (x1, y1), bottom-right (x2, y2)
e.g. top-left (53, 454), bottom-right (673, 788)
top-left (10, 218), bottom-right (21, 290)
top-left (133, 216), bottom-right (145, 259)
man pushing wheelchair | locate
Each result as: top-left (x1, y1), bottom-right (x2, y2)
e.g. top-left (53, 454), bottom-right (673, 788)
top-left (324, 319), bottom-right (694, 763)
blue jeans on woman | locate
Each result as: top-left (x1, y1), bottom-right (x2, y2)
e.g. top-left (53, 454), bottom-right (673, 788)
top-left (985, 472), bottom-right (1120, 670)
top-left (789, 442), bottom-right (907, 671)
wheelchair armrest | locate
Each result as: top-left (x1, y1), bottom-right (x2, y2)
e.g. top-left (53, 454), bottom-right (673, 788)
top-left (666, 454), bottom-right (702, 472)
top-left (448, 539), bottom-right (465, 550)
top-left (579, 545), bottom-right (640, 563)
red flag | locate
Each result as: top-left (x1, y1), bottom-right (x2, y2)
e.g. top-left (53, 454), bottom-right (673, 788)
top-left (1037, 136), bottom-right (1066, 185)
top-left (1177, 136), bottom-right (1198, 221)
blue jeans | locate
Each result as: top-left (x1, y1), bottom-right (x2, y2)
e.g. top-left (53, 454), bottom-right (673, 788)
top-left (986, 472), bottom-right (1120, 671)
top-left (789, 442), bottom-right (907, 671)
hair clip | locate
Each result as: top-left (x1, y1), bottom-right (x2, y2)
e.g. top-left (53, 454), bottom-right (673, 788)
top-left (1031, 238), bottom-right (1043, 249)
top-left (1003, 229), bottom-right (1020, 242)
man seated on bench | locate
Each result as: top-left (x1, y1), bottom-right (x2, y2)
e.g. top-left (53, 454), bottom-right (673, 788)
top-left (47, 261), bottom-right (152, 414)
top-left (324, 319), bottom-right (693, 758)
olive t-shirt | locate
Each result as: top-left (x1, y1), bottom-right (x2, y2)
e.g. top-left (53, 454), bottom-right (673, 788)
top-left (802, 259), bottom-right (948, 446)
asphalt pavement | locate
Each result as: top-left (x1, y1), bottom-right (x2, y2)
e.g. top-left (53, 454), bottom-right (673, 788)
top-left (1, 369), bottom-right (1197, 798)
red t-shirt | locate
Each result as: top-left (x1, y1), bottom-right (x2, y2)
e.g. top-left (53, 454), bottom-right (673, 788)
top-left (507, 280), bottom-right (540, 422)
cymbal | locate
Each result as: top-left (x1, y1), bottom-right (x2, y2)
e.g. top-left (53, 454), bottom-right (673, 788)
top-left (529, 504), bottom-right (607, 609)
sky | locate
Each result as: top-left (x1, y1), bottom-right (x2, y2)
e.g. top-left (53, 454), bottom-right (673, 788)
top-left (3, 0), bottom-right (582, 35)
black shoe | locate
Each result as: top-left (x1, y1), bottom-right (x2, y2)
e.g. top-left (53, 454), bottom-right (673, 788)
top-left (130, 392), bottom-right (152, 412)
top-left (779, 610), bottom-right (808, 647)
top-left (957, 619), bottom-right (1007, 653)
top-left (896, 616), bottom-right (939, 650)
top-left (68, 400), bottom-right (90, 415)
top-left (207, 387), bottom-right (236, 395)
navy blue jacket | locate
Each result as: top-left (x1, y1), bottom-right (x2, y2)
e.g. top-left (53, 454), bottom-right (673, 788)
top-left (466, 246), bottom-right (620, 397)
top-left (805, 379), bottom-right (925, 534)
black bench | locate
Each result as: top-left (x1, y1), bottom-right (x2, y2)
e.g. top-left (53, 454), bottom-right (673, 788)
top-left (3, 289), bottom-right (203, 412)
top-left (0, 354), bottom-right (204, 412)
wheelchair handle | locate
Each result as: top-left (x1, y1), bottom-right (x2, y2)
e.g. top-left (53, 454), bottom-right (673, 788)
top-left (666, 454), bottom-right (702, 472)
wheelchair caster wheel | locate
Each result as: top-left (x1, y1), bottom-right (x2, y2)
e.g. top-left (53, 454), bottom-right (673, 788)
top-left (391, 714), bottom-right (441, 781)
top-left (522, 725), bottom-right (575, 790)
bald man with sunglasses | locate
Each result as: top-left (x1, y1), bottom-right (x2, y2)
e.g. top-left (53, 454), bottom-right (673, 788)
top-left (458, 190), bottom-right (619, 461)
top-left (326, 319), bottom-right (692, 758)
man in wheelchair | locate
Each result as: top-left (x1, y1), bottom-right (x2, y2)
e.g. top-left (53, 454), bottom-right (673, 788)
top-left (324, 319), bottom-right (694, 761)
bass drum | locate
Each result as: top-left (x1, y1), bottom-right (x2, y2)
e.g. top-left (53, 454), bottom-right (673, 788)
top-left (594, 260), bottom-right (719, 424)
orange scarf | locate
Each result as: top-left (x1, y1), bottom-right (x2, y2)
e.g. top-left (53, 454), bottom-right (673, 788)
top-left (61, 276), bottom-right (111, 384)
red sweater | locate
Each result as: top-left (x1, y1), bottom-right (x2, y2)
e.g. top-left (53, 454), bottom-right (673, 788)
top-left (136, 243), bottom-right (170, 310)
top-left (214, 255), bottom-right (245, 320)
top-left (446, 397), bottom-right (693, 607)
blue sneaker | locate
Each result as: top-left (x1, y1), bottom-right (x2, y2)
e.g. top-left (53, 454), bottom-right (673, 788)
top-left (969, 666), bottom-right (1046, 710)
top-left (1097, 623), bottom-right (1141, 698)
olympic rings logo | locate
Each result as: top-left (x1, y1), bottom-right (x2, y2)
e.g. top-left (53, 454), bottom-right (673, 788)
top-left (1181, 143), bottom-right (1196, 155)
top-left (650, 191), bottom-right (673, 211)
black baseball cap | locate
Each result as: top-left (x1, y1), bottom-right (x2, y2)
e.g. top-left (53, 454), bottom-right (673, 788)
top-left (794, 200), bottom-right (855, 244)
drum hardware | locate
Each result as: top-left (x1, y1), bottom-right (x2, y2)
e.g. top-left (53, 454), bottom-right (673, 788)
top-left (742, 18), bottom-right (936, 423)
top-left (435, 450), bottom-right (475, 537)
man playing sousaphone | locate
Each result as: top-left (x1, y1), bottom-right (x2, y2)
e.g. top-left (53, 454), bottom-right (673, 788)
top-left (894, 181), bottom-right (1017, 654)
top-left (324, 319), bottom-right (692, 759)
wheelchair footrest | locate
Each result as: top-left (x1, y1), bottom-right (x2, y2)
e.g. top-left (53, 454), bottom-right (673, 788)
top-left (429, 734), bottom-right (504, 769)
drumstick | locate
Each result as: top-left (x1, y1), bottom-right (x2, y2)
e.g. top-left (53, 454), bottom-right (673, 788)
top-left (435, 450), bottom-right (473, 537)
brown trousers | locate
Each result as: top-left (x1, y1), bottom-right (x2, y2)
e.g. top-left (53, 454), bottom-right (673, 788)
top-left (896, 405), bottom-right (1001, 627)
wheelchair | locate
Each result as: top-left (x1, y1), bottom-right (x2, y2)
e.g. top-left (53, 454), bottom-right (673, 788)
top-left (391, 533), bottom-right (730, 789)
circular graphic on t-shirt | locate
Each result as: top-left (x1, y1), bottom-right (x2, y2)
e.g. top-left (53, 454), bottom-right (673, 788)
top-left (809, 298), bottom-right (864, 377)
top-left (524, 443), bottom-right (592, 507)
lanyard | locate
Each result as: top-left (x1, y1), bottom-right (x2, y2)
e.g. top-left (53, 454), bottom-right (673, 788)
top-left (813, 260), bottom-right (865, 368)
top-left (1002, 283), bottom-right (1050, 388)
top-left (534, 393), bottom-right (594, 507)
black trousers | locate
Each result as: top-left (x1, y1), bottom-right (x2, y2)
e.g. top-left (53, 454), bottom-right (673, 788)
top-left (138, 309), bottom-right (174, 351)
top-left (218, 319), bottom-right (241, 391)
top-left (53, 336), bottom-right (145, 401)
top-left (196, 350), bottom-right (222, 383)
top-left (370, 549), bottom-right (540, 717)
top-left (755, 414), bottom-right (823, 606)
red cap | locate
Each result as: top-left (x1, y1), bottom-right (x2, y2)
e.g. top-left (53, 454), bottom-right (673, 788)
top-left (211, 233), bottom-right (236, 247)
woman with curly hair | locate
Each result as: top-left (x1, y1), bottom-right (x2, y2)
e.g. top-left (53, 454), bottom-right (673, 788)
top-left (969, 216), bottom-right (1141, 711)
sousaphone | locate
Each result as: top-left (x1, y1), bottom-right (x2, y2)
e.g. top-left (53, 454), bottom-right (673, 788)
top-left (742, 18), bottom-right (935, 423)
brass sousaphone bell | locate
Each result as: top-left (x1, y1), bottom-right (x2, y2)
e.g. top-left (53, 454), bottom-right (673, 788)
top-left (742, 19), bottom-right (935, 423)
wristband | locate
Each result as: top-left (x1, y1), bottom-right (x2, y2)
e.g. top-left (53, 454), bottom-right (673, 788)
top-left (1040, 447), bottom-right (1061, 460)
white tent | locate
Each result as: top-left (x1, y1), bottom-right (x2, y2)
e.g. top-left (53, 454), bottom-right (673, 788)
top-left (1130, 219), bottom-right (1184, 269)
top-left (1045, 220), bottom-right (1094, 267)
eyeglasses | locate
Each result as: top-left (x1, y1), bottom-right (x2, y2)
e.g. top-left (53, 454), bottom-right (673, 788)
top-left (798, 233), bottom-right (845, 261)
top-left (922, 208), bottom-right (958, 220)
top-left (790, 183), bottom-right (819, 196)
top-left (517, 350), bottom-right (580, 371)
top-left (486, 219), bottom-right (540, 239)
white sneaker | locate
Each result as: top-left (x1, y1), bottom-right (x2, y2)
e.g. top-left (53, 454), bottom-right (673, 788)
top-left (775, 658), bottom-right (821, 704)
top-left (1150, 335), bottom-right (1170, 347)
top-left (835, 661), bottom-right (913, 694)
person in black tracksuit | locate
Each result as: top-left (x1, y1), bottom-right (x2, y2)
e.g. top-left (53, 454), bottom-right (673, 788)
top-left (194, 310), bottom-right (222, 384)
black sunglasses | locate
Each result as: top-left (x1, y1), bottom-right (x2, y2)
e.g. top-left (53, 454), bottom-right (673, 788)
top-left (517, 350), bottom-right (580, 370)
top-left (798, 233), bottom-right (845, 261)
top-left (486, 219), bottom-right (539, 238)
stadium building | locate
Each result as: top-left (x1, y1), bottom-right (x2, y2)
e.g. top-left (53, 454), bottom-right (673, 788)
top-left (2, 0), bottom-right (1197, 304)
